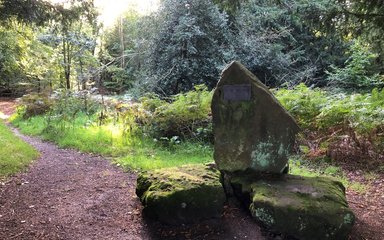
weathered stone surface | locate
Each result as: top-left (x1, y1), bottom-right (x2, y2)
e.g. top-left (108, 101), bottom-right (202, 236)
top-left (231, 174), bottom-right (355, 240)
top-left (136, 164), bottom-right (225, 225)
top-left (211, 61), bottom-right (300, 173)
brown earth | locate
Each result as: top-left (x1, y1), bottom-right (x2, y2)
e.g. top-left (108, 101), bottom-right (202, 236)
top-left (0, 97), bottom-right (17, 119)
top-left (0, 98), bottom-right (383, 240)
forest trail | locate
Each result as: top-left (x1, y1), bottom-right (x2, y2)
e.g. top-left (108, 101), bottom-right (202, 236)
top-left (0, 98), bottom-right (383, 240)
top-left (0, 126), bottom-right (150, 239)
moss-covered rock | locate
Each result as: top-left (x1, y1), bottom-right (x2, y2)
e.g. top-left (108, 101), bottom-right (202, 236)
top-left (231, 174), bottom-right (355, 240)
top-left (136, 164), bottom-right (225, 225)
top-left (211, 61), bottom-right (299, 173)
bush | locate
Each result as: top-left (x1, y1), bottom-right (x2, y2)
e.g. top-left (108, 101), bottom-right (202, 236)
top-left (119, 85), bottom-right (213, 143)
top-left (18, 93), bottom-right (52, 118)
top-left (49, 90), bottom-right (100, 120)
top-left (274, 84), bottom-right (327, 129)
top-left (275, 84), bottom-right (383, 164)
top-left (326, 40), bottom-right (383, 90)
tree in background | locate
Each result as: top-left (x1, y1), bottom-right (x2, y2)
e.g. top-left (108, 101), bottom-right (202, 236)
top-left (0, 0), bottom-right (54, 26)
top-left (327, 40), bottom-right (383, 90)
top-left (49, 0), bottom-right (99, 90)
top-left (234, 0), bottom-right (347, 87)
top-left (144, 0), bottom-right (233, 96)
top-left (0, 0), bottom-right (100, 95)
top-left (336, 0), bottom-right (384, 72)
top-left (100, 9), bottom-right (142, 93)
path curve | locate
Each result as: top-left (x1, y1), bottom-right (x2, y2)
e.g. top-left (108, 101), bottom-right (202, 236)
top-left (0, 127), bottom-right (149, 240)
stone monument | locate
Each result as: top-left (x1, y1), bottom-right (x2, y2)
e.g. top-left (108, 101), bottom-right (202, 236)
top-left (212, 61), bottom-right (300, 173)
top-left (136, 61), bottom-right (354, 239)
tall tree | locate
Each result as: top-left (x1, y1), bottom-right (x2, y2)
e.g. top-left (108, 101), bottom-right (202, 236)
top-left (335, 0), bottom-right (384, 72)
top-left (49, 0), bottom-right (99, 90)
top-left (0, 0), bottom-right (54, 25)
top-left (145, 0), bottom-right (233, 96)
top-left (234, 0), bottom-right (347, 87)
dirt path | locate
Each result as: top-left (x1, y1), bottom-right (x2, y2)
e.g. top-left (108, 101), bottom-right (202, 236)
top-left (346, 171), bottom-right (384, 240)
top-left (0, 97), bottom-right (17, 119)
top-left (0, 127), bottom-right (151, 239)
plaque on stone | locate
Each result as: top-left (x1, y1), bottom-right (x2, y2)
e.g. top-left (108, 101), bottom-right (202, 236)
top-left (211, 61), bottom-right (300, 173)
top-left (222, 84), bottom-right (251, 101)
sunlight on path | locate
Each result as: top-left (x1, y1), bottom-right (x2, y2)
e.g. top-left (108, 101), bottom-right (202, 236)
top-left (0, 112), bottom-right (8, 120)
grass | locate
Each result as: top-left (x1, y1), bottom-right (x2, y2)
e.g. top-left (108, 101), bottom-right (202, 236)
top-left (11, 114), bottom-right (212, 170)
top-left (0, 120), bottom-right (39, 178)
top-left (115, 142), bottom-right (212, 170)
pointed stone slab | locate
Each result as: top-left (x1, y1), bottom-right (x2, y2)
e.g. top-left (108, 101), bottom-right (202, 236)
top-left (211, 61), bottom-right (299, 173)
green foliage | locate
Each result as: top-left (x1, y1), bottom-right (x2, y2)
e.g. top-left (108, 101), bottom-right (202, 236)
top-left (0, 121), bottom-right (39, 178)
top-left (0, 26), bottom-right (22, 95)
top-left (274, 84), bottom-right (328, 129)
top-left (99, 9), bottom-right (142, 93)
top-left (49, 90), bottom-right (100, 119)
top-left (134, 85), bottom-right (213, 142)
top-left (234, 0), bottom-right (347, 87)
top-left (276, 84), bottom-right (384, 161)
top-left (102, 65), bottom-right (133, 93)
top-left (18, 93), bottom-right (53, 119)
top-left (115, 142), bottom-right (212, 170)
top-left (336, 0), bottom-right (384, 70)
top-left (326, 40), bottom-right (383, 89)
top-left (11, 109), bottom-right (211, 171)
top-left (145, 0), bottom-right (232, 95)
top-left (0, 0), bottom-right (54, 26)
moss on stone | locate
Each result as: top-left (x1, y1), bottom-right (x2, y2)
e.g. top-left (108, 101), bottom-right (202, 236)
top-left (136, 164), bottom-right (225, 225)
top-left (230, 174), bottom-right (355, 240)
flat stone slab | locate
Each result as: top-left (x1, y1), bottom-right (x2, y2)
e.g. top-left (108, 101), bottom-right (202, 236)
top-left (231, 174), bottom-right (355, 240)
top-left (136, 164), bottom-right (225, 225)
top-left (212, 61), bottom-right (299, 173)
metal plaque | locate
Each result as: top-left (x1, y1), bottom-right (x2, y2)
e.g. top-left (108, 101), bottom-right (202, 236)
top-left (222, 84), bottom-right (251, 101)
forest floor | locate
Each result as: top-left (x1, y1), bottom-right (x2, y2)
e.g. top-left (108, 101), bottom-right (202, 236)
top-left (0, 97), bottom-right (383, 240)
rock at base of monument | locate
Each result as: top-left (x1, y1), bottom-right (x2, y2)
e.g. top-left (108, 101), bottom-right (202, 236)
top-left (231, 174), bottom-right (355, 240)
top-left (136, 164), bottom-right (225, 225)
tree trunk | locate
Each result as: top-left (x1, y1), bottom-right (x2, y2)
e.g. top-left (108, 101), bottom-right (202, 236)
top-left (62, 39), bottom-right (71, 90)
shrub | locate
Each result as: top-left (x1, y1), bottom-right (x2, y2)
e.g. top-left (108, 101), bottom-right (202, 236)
top-left (18, 92), bottom-right (52, 118)
top-left (48, 90), bottom-right (101, 124)
top-left (120, 85), bottom-right (214, 143)
top-left (326, 40), bottom-right (383, 90)
top-left (274, 84), bottom-right (327, 129)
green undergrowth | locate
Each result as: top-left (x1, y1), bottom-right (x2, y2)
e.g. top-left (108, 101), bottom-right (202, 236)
top-left (10, 85), bottom-right (380, 193)
top-left (0, 121), bottom-right (39, 178)
top-left (11, 113), bottom-right (212, 170)
top-left (10, 112), bottom-right (368, 192)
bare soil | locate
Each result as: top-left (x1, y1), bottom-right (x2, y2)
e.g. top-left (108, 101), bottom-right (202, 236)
top-left (0, 97), bottom-right (17, 119)
top-left (0, 98), bottom-right (383, 240)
